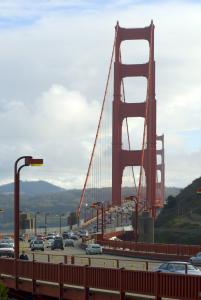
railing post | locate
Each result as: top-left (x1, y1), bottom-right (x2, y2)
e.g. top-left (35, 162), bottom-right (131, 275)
top-left (84, 265), bottom-right (89, 300)
top-left (64, 255), bottom-right (68, 264)
top-left (58, 263), bottom-right (63, 299)
top-left (14, 258), bottom-right (18, 290)
top-left (119, 268), bottom-right (125, 300)
top-left (155, 271), bottom-right (161, 300)
top-left (32, 259), bottom-right (36, 295)
top-left (88, 257), bottom-right (91, 266)
top-left (116, 259), bottom-right (119, 268)
top-left (71, 256), bottom-right (74, 265)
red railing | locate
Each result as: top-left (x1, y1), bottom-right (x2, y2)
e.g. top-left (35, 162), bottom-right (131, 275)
top-left (0, 257), bottom-right (201, 300)
top-left (98, 240), bottom-right (201, 257)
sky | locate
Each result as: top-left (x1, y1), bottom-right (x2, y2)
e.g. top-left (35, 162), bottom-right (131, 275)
top-left (0, 0), bottom-right (200, 189)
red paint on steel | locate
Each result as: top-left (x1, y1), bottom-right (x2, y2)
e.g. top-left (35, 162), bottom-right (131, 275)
top-left (156, 134), bottom-right (165, 207)
top-left (112, 22), bottom-right (158, 218)
top-left (99, 239), bottom-right (201, 258)
top-left (1, 258), bottom-right (201, 300)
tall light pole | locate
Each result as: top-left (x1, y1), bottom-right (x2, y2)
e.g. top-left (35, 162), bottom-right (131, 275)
top-left (84, 203), bottom-right (88, 222)
top-left (91, 202), bottom-right (104, 240)
top-left (14, 156), bottom-right (43, 259)
top-left (34, 211), bottom-right (40, 236)
top-left (44, 213), bottom-right (49, 236)
top-left (59, 213), bottom-right (65, 235)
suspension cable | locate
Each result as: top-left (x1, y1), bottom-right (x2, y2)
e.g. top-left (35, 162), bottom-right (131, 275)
top-left (77, 31), bottom-right (117, 218)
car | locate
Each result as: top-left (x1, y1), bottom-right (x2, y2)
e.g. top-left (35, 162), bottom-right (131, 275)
top-left (153, 261), bottom-right (201, 275)
top-left (19, 235), bottom-right (25, 241)
top-left (31, 239), bottom-right (45, 251)
top-left (0, 242), bottom-right (14, 258)
top-left (46, 234), bottom-right (56, 240)
top-left (51, 237), bottom-right (64, 250)
top-left (46, 238), bottom-right (55, 248)
top-left (64, 239), bottom-right (74, 247)
top-left (79, 230), bottom-right (88, 238)
top-left (28, 235), bottom-right (36, 243)
top-left (36, 234), bottom-right (45, 241)
top-left (85, 244), bottom-right (102, 255)
top-left (190, 252), bottom-right (201, 265)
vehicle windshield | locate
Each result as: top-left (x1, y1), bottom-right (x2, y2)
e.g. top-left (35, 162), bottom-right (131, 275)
top-left (174, 264), bottom-right (186, 271)
top-left (0, 243), bottom-right (13, 248)
top-left (34, 240), bottom-right (43, 244)
top-left (188, 264), bottom-right (197, 270)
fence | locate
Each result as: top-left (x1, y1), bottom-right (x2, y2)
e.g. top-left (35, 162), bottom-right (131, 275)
top-left (0, 257), bottom-right (201, 300)
top-left (98, 239), bottom-right (201, 257)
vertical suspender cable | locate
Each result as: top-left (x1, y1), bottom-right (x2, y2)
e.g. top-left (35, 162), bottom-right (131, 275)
top-left (77, 32), bottom-right (117, 217)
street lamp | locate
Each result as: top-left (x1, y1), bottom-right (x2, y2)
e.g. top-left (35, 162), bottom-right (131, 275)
top-left (91, 202), bottom-right (104, 240)
top-left (84, 203), bottom-right (88, 222)
top-left (44, 213), bottom-right (50, 236)
top-left (59, 213), bottom-right (65, 235)
top-left (14, 156), bottom-right (43, 259)
top-left (125, 195), bottom-right (139, 242)
top-left (34, 211), bottom-right (40, 236)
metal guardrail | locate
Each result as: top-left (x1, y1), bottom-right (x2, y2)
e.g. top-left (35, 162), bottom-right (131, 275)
top-left (0, 257), bottom-right (201, 300)
top-left (98, 239), bottom-right (201, 257)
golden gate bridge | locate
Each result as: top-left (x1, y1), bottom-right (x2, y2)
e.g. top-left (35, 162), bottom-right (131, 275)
top-left (0, 22), bottom-right (197, 300)
top-left (77, 21), bottom-right (165, 232)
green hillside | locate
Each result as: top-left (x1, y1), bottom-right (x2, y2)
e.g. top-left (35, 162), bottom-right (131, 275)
top-left (155, 177), bottom-right (201, 244)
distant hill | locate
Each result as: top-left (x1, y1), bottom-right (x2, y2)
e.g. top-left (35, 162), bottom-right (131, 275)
top-left (0, 182), bottom-right (181, 232)
top-left (0, 180), bottom-right (66, 196)
top-left (155, 176), bottom-right (201, 244)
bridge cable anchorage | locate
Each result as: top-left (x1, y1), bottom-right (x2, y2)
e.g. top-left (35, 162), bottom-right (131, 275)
top-left (77, 30), bottom-right (117, 218)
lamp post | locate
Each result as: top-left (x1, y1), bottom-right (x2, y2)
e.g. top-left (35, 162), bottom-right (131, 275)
top-left (91, 202), bottom-right (104, 240)
top-left (125, 195), bottom-right (139, 242)
top-left (59, 213), bottom-right (65, 235)
top-left (84, 203), bottom-right (88, 222)
top-left (44, 213), bottom-right (49, 236)
top-left (14, 156), bottom-right (43, 259)
top-left (34, 211), bottom-right (40, 236)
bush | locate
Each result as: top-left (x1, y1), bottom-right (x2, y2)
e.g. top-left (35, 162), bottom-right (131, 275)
top-left (0, 282), bottom-right (8, 300)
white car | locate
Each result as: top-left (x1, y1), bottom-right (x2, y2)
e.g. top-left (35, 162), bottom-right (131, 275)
top-left (46, 238), bottom-right (54, 248)
top-left (31, 240), bottom-right (45, 251)
top-left (85, 244), bottom-right (102, 255)
top-left (190, 252), bottom-right (201, 265)
top-left (153, 261), bottom-right (201, 275)
top-left (0, 242), bottom-right (14, 258)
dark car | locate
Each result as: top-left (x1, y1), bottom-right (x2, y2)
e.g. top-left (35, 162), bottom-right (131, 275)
top-left (51, 237), bottom-right (64, 250)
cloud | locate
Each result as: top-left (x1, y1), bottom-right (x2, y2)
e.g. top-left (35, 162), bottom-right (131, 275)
top-left (0, 1), bottom-right (200, 189)
top-left (0, 84), bottom-right (99, 188)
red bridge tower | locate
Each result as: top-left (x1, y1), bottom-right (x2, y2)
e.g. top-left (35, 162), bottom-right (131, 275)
top-left (112, 22), bottom-right (157, 217)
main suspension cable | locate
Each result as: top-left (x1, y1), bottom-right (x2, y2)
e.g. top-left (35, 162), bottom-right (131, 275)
top-left (77, 31), bottom-right (117, 218)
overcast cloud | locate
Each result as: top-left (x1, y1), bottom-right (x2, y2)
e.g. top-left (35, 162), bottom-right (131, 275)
top-left (0, 0), bottom-right (200, 189)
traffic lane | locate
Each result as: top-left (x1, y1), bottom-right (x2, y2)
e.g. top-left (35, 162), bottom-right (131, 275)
top-left (22, 240), bottom-right (200, 272)
top-left (22, 241), bottom-right (163, 271)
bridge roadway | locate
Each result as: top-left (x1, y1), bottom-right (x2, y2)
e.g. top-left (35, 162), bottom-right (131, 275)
top-left (22, 240), bottom-right (162, 271)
